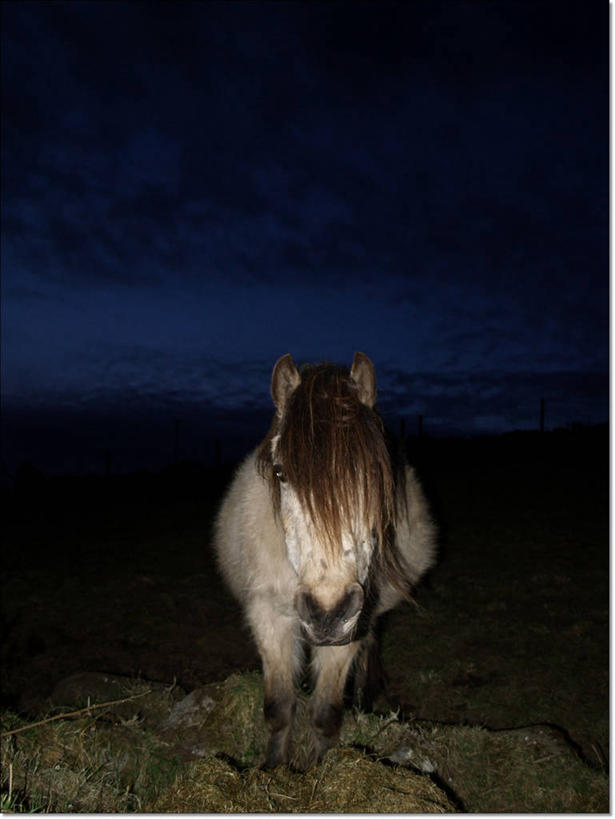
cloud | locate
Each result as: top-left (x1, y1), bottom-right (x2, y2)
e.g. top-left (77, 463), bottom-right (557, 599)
top-left (4, 1), bottom-right (606, 291)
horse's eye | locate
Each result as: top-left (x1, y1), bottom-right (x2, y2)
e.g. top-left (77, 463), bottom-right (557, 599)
top-left (273, 464), bottom-right (286, 483)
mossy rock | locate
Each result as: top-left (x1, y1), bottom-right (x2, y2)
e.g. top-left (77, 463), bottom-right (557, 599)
top-left (48, 671), bottom-right (185, 727)
top-left (157, 671), bottom-right (266, 765)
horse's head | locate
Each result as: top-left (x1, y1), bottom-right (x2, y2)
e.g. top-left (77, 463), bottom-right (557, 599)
top-left (262, 352), bottom-right (394, 646)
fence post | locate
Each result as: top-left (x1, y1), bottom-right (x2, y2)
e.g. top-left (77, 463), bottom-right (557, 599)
top-left (398, 418), bottom-right (406, 462)
top-left (173, 419), bottom-right (180, 462)
top-left (215, 438), bottom-right (222, 467)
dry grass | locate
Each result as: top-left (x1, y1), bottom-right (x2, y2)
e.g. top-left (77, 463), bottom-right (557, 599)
top-left (147, 747), bottom-right (454, 813)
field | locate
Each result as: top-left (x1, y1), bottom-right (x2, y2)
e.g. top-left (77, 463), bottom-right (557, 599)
top-left (1, 427), bottom-right (609, 811)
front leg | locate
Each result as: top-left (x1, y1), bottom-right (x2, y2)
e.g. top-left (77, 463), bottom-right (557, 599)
top-left (247, 596), bottom-right (300, 767)
top-left (309, 640), bottom-right (361, 764)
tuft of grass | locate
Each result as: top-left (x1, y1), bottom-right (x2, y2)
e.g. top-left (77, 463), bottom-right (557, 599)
top-left (0, 707), bottom-right (182, 813)
top-left (1, 762), bottom-right (44, 813)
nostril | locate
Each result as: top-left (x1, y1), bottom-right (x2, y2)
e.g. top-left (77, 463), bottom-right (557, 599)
top-left (295, 588), bottom-right (318, 623)
top-left (342, 583), bottom-right (364, 622)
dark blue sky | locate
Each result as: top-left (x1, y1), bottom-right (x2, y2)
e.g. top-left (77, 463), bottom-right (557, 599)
top-left (1, 0), bottom-right (609, 474)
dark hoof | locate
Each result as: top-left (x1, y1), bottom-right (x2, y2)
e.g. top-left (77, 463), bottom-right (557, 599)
top-left (262, 739), bottom-right (290, 770)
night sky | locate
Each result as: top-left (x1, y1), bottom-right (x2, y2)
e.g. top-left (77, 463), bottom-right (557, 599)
top-left (1, 0), bottom-right (609, 476)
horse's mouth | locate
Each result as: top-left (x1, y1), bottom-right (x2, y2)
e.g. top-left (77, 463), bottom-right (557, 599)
top-left (311, 636), bottom-right (354, 646)
top-left (300, 624), bottom-right (356, 646)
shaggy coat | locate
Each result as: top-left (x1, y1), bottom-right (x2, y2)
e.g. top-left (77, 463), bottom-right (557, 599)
top-left (214, 352), bottom-right (436, 767)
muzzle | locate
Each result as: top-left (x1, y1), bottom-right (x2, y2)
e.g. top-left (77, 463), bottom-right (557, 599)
top-left (295, 582), bottom-right (364, 646)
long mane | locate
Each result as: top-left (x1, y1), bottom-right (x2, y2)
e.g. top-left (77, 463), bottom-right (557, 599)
top-left (257, 362), bottom-right (395, 557)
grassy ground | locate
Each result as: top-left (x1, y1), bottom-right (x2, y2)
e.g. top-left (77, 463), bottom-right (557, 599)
top-left (1, 670), bottom-right (607, 812)
top-left (383, 434), bottom-right (609, 767)
top-left (1, 427), bottom-right (609, 810)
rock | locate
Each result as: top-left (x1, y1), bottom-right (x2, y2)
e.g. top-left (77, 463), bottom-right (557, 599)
top-left (48, 671), bottom-right (184, 727)
top-left (159, 687), bottom-right (216, 731)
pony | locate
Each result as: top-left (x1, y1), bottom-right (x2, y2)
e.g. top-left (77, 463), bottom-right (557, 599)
top-left (214, 352), bottom-right (436, 768)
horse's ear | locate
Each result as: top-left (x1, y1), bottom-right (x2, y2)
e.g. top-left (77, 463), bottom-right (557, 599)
top-left (350, 351), bottom-right (377, 407)
top-left (271, 353), bottom-right (301, 413)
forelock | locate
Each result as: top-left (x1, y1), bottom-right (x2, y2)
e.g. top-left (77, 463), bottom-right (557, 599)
top-left (271, 363), bottom-right (394, 553)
